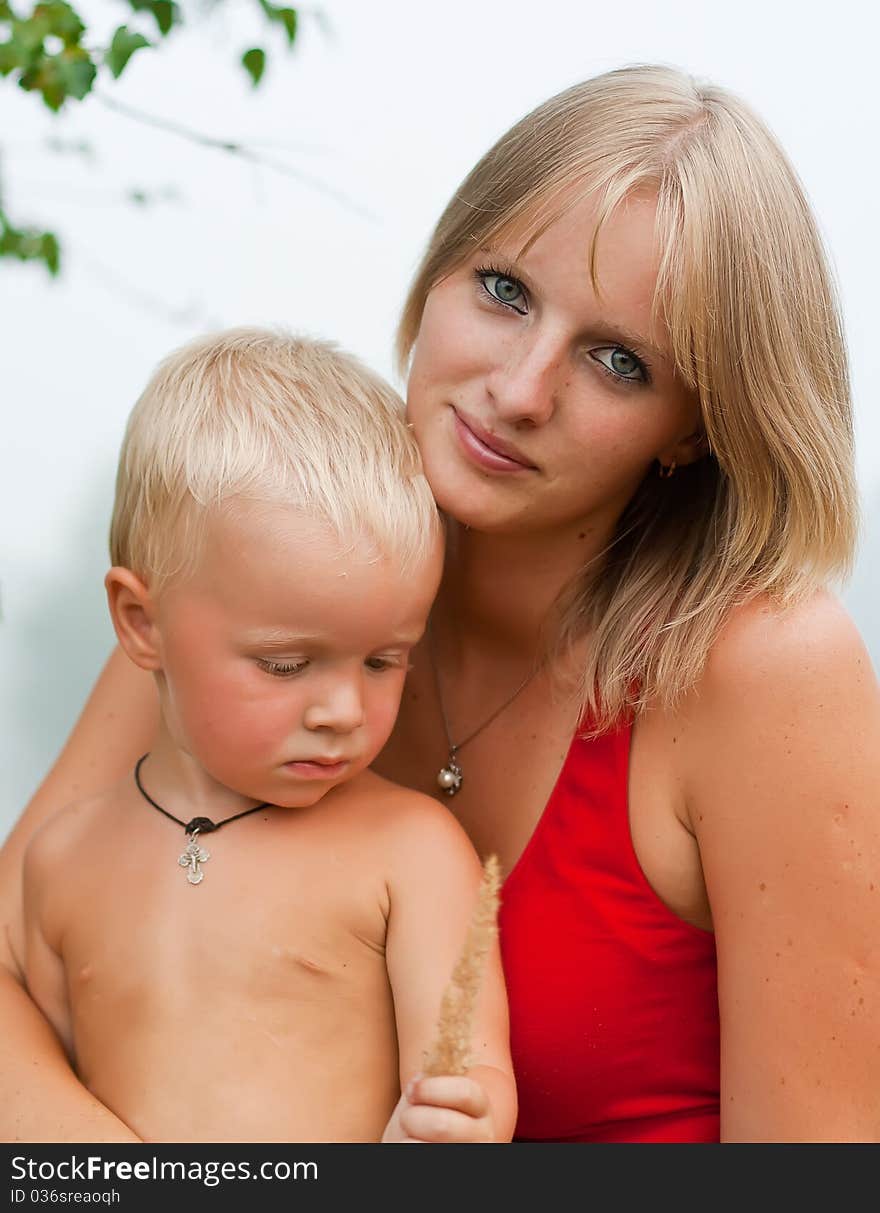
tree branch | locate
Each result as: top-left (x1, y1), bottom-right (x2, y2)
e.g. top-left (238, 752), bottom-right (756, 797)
top-left (94, 91), bottom-right (376, 221)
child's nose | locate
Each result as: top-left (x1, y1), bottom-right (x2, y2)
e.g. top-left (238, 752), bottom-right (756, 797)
top-left (303, 677), bottom-right (365, 734)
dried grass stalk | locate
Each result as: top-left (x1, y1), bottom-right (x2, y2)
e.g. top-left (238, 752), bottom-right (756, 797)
top-left (422, 853), bottom-right (502, 1077)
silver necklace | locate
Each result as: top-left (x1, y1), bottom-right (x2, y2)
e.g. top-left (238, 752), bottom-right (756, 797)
top-left (427, 623), bottom-right (539, 797)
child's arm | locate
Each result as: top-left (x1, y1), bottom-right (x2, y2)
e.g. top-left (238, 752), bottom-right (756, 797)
top-left (12, 821), bottom-right (141, 1143)
top-left (21, 825), bottom-right (76, 1061)
top-left (9, 810), bottom-right (142, 1143)
top-left (0, 647), bottom-right (152, 1142)
top-left (381, 798), bottom-right (516, 1143)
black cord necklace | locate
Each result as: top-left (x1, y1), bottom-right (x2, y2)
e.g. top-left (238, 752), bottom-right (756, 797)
top-left (134, 754), bottom-right (271, 886)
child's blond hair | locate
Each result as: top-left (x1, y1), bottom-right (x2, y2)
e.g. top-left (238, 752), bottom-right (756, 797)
top-left (110, 327), bottom-right (440, 587)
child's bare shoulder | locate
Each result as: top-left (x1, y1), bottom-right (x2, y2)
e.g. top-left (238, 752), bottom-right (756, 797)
top-left (23, 787), bottom-right (119, 879)
top-left (345, 768), bottom-right (462, 825)
top-left (343, 770), bottom-right (482, 873)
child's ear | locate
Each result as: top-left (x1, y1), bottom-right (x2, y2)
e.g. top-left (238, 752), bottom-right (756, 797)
top-left (105, 568), bottom-right (162, 671)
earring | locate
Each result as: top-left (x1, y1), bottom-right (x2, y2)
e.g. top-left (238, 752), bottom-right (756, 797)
top-left (658, 459), bottom-right (677, 479)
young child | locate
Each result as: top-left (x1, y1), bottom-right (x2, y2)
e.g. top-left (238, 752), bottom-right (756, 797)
top-left (18, 328), bottom-right (516, 1144)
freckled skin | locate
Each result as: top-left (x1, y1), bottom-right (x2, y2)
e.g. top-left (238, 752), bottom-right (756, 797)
top-left (406, 193), bottom-right (704, 542)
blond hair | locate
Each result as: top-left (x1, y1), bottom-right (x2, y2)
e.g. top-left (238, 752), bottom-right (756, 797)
top-left (398, 64), bottom-right (857, 731)
top-left (110, 327), bottom-right (440, 588)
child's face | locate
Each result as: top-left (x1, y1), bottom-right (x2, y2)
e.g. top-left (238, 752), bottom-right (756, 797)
top-left (152, 501), bottom-right (442, 807)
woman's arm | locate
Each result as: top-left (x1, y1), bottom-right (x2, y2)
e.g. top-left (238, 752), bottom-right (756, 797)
top-left (684, 591), bottom-right (880, 1141)
top-left (0, 645), bottom-right (158, 1142)
top-left (0, 971), bottom-right (141, 1142)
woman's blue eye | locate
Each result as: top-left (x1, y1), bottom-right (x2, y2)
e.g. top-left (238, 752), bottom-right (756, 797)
top-left (478, 271), bottom-right (527, 313)
top-left (591, 346), bottom-right (647, 383)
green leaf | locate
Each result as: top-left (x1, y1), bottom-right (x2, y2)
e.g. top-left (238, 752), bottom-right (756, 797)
top-left (148, 0), bottom-right (176, 36)
top-left (56, 45), bottom-right (95, 98)
top-left (0, 209), bottom-right (62, 275)
top-left (19, 57), bottom-right (66, 109)
top-left (40, 230), bottom-right (60, 274)
top-left (126, 0), bottom-right (179, 37)
top-left (12, 12), bottom-right (52, 56)
top-left (0, 40), bottom-right (24, 76)
top-left (35, 1), bottom-right (85, 46)
top-left (258, 2), bottom-right (298, 46)
top-left (18, 44), bottom-right (94, 108)
top-left (241, 46), bottom-right (265, 87)
top-left (105, 24), bottom-right (150, 79)
top-left (274, 7), bottom-right (297, 45)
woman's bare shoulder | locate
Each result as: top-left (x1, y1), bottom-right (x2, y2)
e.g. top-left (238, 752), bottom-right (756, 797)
top-left (678, 584), bottom-right (880, 897)
top-left (656, 589), bottom-right (874, 769)
top-left (696, 588), bottom-right (875, 710)
top-left (680, 596), bottom-right (880, 1139)
top-left (674, 588), bottom-right (878, 802)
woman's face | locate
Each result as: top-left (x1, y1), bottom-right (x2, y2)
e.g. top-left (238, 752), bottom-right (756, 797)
top-left (406, 190), bottom-right (703, 541)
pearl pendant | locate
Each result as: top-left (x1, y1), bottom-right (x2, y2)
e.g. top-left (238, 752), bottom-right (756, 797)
top-left (436, 753), bottom-right (463, 797)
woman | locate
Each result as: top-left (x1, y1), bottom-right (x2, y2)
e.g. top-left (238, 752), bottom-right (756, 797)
top-left (3, 64), bottom-right (879, 1142)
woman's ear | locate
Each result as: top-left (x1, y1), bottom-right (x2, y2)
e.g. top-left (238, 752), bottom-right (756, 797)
top-left (659, 429), bottom-right (710, 470)
top-left (105, 568), bottom-right (162, 671)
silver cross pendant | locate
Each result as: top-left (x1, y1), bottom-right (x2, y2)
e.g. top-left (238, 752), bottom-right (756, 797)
top-left (178, 828), bottom-right (210, 885)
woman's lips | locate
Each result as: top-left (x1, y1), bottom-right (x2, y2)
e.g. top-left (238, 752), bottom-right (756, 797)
top-left (452, 409), bottom-right (537, 473)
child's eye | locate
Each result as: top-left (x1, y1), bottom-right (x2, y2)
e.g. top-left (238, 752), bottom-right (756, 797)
top-left (474, 267), bottom-right (528, 315)
top-left (365, 655), bottom-right (406, 672)
top-left (257, 658), bottom-right (308, 677)
top-left (590, 345), bottom-right (650, 384)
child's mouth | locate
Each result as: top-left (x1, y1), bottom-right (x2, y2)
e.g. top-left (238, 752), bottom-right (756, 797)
top-left (284, 758), bottom-right (351, 780)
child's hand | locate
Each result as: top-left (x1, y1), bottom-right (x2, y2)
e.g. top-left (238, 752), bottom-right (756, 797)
top-left (381, 1072), bottom-right (498, 1143)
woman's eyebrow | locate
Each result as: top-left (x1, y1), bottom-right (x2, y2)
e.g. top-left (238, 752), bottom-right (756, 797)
top-left (588, 321), bottom-right (670, 365)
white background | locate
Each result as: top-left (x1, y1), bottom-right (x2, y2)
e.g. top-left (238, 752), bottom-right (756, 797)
top-left (1, 0), bottom-right (878, 833)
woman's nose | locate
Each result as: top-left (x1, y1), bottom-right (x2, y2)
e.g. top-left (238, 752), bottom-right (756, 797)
top-left (484, 332), bottom-right (564, 426)
top-left (303, 676), bottom-right (365, 734)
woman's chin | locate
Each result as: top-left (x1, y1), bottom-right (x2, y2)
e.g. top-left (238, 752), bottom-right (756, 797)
top-left (415, 428), bottom-right (546, 534)
top-left (433, 486), bottom-right (538, 536)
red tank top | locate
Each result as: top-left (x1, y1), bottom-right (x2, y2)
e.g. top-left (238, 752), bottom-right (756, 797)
top-left (498, 718), bottom-right (720, 1142)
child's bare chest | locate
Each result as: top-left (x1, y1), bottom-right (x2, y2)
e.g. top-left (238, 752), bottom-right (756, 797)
top-left (54, 808), bottom-right (399, 1140)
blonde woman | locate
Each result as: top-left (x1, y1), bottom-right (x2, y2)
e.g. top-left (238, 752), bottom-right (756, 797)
top-left (3, 65), bottom-right (879, 1143)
